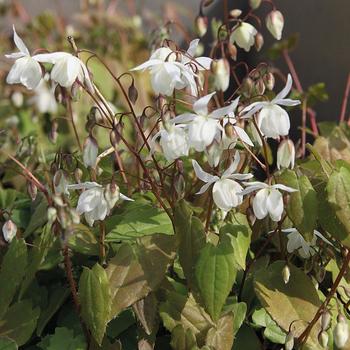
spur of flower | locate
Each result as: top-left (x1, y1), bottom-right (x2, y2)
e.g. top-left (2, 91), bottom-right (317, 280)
top-left (67, 182), bottom-right (133, 226)
top-left (192, 152), bottom-right (253, 212)
top-left (5, 25), bottom-right (43, 89)
top-left (241, 74), bottom-right (300, 138)
top-left (284, 228), bottom-right (332, 258)
top-left (240, 181), bottom-right (297, 221)
top-left (171, 92), bottom-right (240, 152)
top-left (130, 39), bottom-right (211, 96)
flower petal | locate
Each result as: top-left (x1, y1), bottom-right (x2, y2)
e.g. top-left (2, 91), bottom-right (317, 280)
top-left (12, 25), bottom-right (29, 56)
top-left (192, 159), bottom-right (219, 183)
top-left (193, 92), bottom-right (216, 115)
top-left (273, 74), bottom-right (293, 101)
top-left (266, 189), bottom-right (284, 221)
top-left (253, 188), bottom-right (269, 219)
top-left (234, 126), bottom-right (254, 146)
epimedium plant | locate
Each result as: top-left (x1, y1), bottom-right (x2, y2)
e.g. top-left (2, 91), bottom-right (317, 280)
top-left (1, 0), bottom-right (350, 349)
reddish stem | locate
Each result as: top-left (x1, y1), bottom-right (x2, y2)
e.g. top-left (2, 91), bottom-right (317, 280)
top-left (339, 73), bottom-right (350, 123)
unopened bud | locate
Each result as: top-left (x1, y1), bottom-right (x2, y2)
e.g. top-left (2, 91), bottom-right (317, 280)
top-left (334, 315), bottom-right (349, 349)
top-left (254, 78), bottom-right (265, 95)
top-left (174, 173), bottom-right (185, 199)
top-left (11, 91), bottom-right (23, 107)
top-left (53, 169), bottom-right (69, 196)
top-left (249, 0), bottom-right (261, 9)
top-left (195, 15), bottom-right (208, 37)
top-left (282, 265), bottom-right (290, 284)
top-left (83, 135), bottom-right (98, 168)
top-left (318, 331), bottom-right (329, 348)
top-left (49, 120), bottom-right (59, 144)
top-left (47, 207), bottom-right (57, 223)
top-left (230, 9), bottom-right (242, 18)
top-left (321, 310), bottom-right (331, 331)
top-left (277, 139), bottom-right (295, 170)
top-left (206, 142), bottom-right (223, 168)
top-left (227, 43), bottom-right (237, 61)
top-left (27, 181), bottom-right (38, 201)
top-left (255, 32), bottom-right (264, 51)
top-left (264, 72), bottom-right (275, 91)
top-left (285, 331), bottom-right (294, 350)
top-left (211, 58), bottom-right (230, 92)
top-left (128, 82), bottom-right (138, 104)
top-left (266, 10), bottom-right (284, 40)
top-left (74, 168), bottom-right (83, 183)
top-left (241, 77), bottom-right (254, 97)
top-left (110, 129), bottom-right (121, 147)
top-left (70, 81), bottom-right (80, 101)
top-left (2, 220), bottom-right (17, 243)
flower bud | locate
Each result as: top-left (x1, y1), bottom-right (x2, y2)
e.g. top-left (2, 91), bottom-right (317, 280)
top-left (128, 82), bottom-right (138, 104)
top-left (49, 120), bottom-right (59, 144)
top-left (264, 72), bottom-right (275, 91)
top-left (227, 43), bottom-right (237, 61)
top-left (254, 32), bottom-right (264, 51)
top-left (53, 169), bottom-right (69, 196)
top-left (316, 265), bottom-right (326, 283)
top-left (195, 15), bottom-right (208, 37)
top-left (206, 142), bottom-right (222, 168)
top-left (47, 207), bottom-right (57, 224)
top-left (83, 135), bottom-right (98, 168)
top-left (266, 10), bottom-right (284, 40)
top-left (241, 77), bottom-right (254, 97)
top-left (321, 310), bottom-right (331, 331)
top-left (211, 58), bottom-right (230, 92)
top-left (11, 91), bottom-right (23, 107)
top-left (230, 9), bottom-right (242, 18)
top-left (285, 331), bottom-right (294, 350)
top-left (254, 78), bottom-right (265, 95)
top-left (277, 139), bottom-right (295, 170)
top-left (249, 0), bottom-right (261, 9)
top-left (318, 331), bottom-right (329, 348)
top-left (282, 264), bottom-right (290, 284)
top-left (334, 315), bottom-right (349, 349)
top-left (27, 181), bottom-right (38, 201)
top-left (2, 220), bottom-right (17, 243)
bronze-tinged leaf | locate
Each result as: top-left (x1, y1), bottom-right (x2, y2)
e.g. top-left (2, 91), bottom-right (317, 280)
top-left (205, 312), bottom-right (234, 350)
top-left (132, 293), bottom-right (158, 336)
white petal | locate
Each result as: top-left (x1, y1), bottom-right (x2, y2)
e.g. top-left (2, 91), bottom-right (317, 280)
top-left (193, 92), bottom-right (216, 115)
top-left (196, 181), bottom-right (213, 195)
top-left (5, 52), bottom-right (26, 59)
top-left (253, 188), bottom-right (269, 219)
top-left (229, 173), bottom-right (254, 180)
top-left (272, 184), bottom-right (298, 192)
top-left (186, 39), bottom-right (200, 56)
top-left (12, 25), bottom-right (29, 56)
top-left (274, 98), bottom-right (301, 107)
top-left (273, 74), bottom-right (293, 102)
top-left (68, 181), bottom-right (101, 190)
top-left (210, 103), bottom-right (235, 119)
top-left (76, 188), bottom-right (103, 214)
top-left (33, 52), bottom-right (72, 64)
top-left (233, 126), bottom-right (254, 146)
top-left (266, 189), bottom-right (284, 221)
top-left (192, 159), bottom-right (219, 183)
top-left (241, 101), bottom-right (268, 118)
top-left (171, 113), bottom-right (197, 124)
top-left (194, 56), bottom-right (212, 70)
top-left (223, 151), bottom-right (240, 177)
top-left (212, 179), bottom-right (243, 211)
top-left (120, 193), bottom-right (134, 201)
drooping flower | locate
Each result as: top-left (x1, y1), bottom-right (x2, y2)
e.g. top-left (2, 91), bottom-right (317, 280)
top-left (53, 169), bottom-right (70, 196)
top-left (83, 135), bottom-right (99, 168)
top-left (266, 10), bottom-right (284, 40)
top-left (192, 153), bottom-right (253, 211)
top-left (5, 25), bottom-right (42, 89)
top-left (241, 74), bottom-right (300, 138)
top-left (172, 93), bottom-right (239, 152)
top-left (151, 124), bottom-right (189, 162)
top-left (29, 75), bottom-right (57, 114)
top-left (211, 58), bottom-right (230, 92)
top-left (240, 181), bottom-right (297, 221)
top-left (2, 219), bottom-right (17, 243)
top-left (277, 139), bottom-right (295, 169)
top-left (34, 52), bottom-right (92, 88)
top-left (230, 22), bottom-right (257, 52)
top-left (334, 315), bottom-right (349, 349)
top-left (284, 228), bottom-right (332, 259)
top-left (67, 182), bottom-right (133, 226)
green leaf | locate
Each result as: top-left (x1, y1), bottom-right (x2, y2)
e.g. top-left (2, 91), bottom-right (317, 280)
top-left (174, 200), bottom-right (206, 288)
top-left (106, 234), bottom-right (175, 320)
top-left (159, 292), bottom-right (212, 346)
top-left (230, 302), bottom-right (246, 339)
top-left (68, 224), bottom-right (99, 256)
top-left (278, 169), bottom-right (318, 240)
top-left (306, 83), bottom-right (328, 107)
top-left (105, 201), bottom-right (173, 242)
top-left (0, 188), bottom-right (18, 210)
top-left (195, 234), bottom-right (237, 321)
top-left (170, 325), bottom-right (197, 350)
top-left (23, 197), bottom-right (48, 237)
top-left (220, 213), bottom-right (251, 270)
top-left (107, 309), bottom-right (135, 339)
top-left (0, 300), bottom-right (40, 346)
top-left (0, 337), bottom-right (17, 350)
top-left (19, 224), bottom-right (55, 298)
top-left (79, 263), bottom-right (111, 345)
top-left (0, 238), bottom-right (27, 319)
top-left (38, 327), bottom-right (86, 350)
top-left (326, 166), bottom-right (350, 246)
top-left (232, 324), bottom-right (261, 350)
top-left (254, 261), bottom-right (322, 349)
top-left (205, 312), bottom-right (234, 350)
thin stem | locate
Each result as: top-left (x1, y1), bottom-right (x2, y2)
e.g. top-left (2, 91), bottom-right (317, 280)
top-left (339, 73), bottom-right (350, 123)
top-left (99, 222), bottom-right (106, 266)
top-left (67, 98), bottom-right (82, 151)
top-left (297, 249), bottom-right (350, 345)
top-left (301, 99), bottom-right (307, 157)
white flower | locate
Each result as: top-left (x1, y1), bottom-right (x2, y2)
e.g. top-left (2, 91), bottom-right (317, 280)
top-left (67, 182), bottom-right (133, 226)
top-left (277, 139), bottom-right (295, 169)
top-left (240, 181), bottom-right (297, 221)
top-left (29, 76), bottom-right (57, 114)
top-left (241, 74), bottom-right (300, 138)
top-left (284, 228), bottom-right (331, 259)
top-left (334, 316), bottom-right (349, 349)
top-left (192, 152), bottom-right (253, 211)
top-left (34, 52), bottom-right (92, 88)
top-left (83, 136), bottom-right (98, 168)
top-left (266, 10), bottom-right (284, 40)
top-left (172, 93), bottom-right (239, 152)
top-left (5, 25), bottom-right (42, 89)
top-left (131, 40), bottom-right (211, 96)
top-left (211, 58), bottom-right (230, 92)
top-left (230, 22), bottom-right (257, 52)
top-left (2, 219), bottom-right (17, 243)
top-left (151, 124), bottom-right (189, 162)
top-left (53, 170), bottom-right (70, 196)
